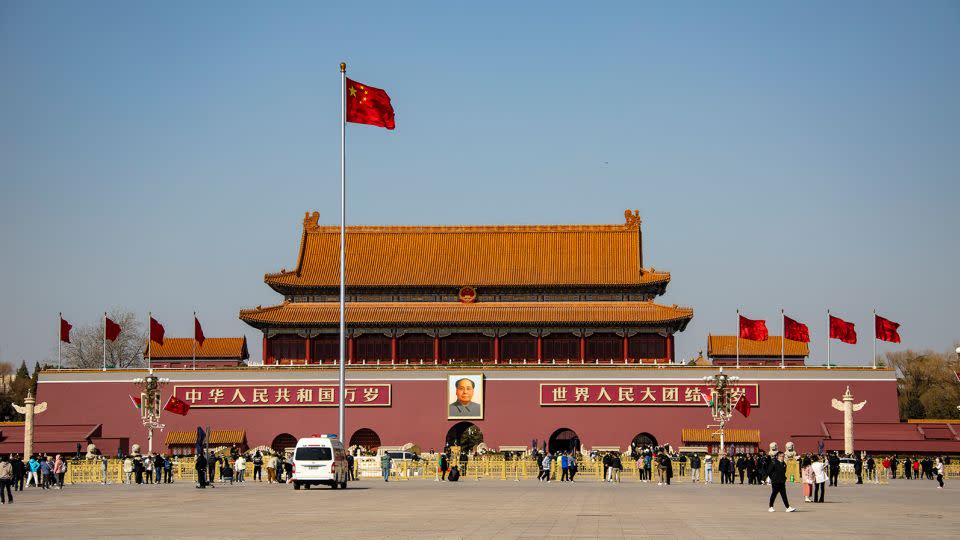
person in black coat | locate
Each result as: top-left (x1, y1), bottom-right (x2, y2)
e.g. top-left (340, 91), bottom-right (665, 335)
top-left (765, 452), bottom-right (795, 512)
top-left (11, 454), bottom-right (24, 491)
top-left (854, 454), bottom-right (863, 484)
top-left (828, 453), bottom-right (840, 487)
top-left (195, 453), bottom-right (208, 488)
top-left (737, 455), bottom-right (747, 484)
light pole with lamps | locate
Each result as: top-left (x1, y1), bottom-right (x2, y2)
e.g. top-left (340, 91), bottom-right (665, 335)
top-left (133, 373), bottom-right (170, 454)
top-left (703, 367), bottom-right (744, 455)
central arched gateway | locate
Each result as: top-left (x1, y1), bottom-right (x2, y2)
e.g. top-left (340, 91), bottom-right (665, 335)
top-left (446, 422), bottom-right (483, 453)
top-left (271, 433), bottom-right (297, 454)
top-left (548, 427), bottom-right (580, 454)
top-left (349, 428), bottom-right (381, 451)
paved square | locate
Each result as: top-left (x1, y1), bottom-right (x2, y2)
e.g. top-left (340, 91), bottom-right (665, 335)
top-left (2, 478), bottom-right (957, 538)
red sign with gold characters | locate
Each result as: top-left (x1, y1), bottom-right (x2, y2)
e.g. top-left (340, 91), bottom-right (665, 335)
top-left (540, 383), bottom-right (759, 407)
top-left (173, 384), bottom-right (391, 408)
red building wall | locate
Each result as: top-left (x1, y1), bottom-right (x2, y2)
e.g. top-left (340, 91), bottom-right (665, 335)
top-left (35, 368), bottom-right (899, 455)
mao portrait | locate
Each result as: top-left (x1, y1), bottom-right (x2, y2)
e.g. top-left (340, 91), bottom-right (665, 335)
top-left (448, 375), bottom-right (483, 420)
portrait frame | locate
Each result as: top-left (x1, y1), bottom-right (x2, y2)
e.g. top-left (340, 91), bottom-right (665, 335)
top-left (447, 374), bottom-right (484, 420)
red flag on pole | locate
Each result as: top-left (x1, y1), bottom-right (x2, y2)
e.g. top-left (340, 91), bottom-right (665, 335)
top-left (105, 318), bottom-right (122, 341)
top-left (346, 77), bottom-right (395, 129)
top-left (739, 315), bottom-right (769, 341)
top-left (735, 394), bottom-right (751, 418)
top-left (60, 317), bottom-right (72, 343)
top-left (783, 315), bottom-right (810, 343)
top-left (150, 317), bottom-right (165, 346)
top-left (875, 315), bottom-right (901, 343)
top-left (194, 316), bottom-right (205, 347)
top-left (129, 394), bottom-right (142, 409)
top-left (163, 395), bottom-right (190, 416)
top-left (829, 315), bottom-right (857, 344)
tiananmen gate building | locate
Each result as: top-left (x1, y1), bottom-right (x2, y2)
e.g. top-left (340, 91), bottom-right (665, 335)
top-left (17, 210), bottom-right (960, 457)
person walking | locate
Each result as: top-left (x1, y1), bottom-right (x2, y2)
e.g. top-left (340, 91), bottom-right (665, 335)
top-left (53, 455), bottom-right (66, 489)
top-left (0, 454), bottom-right (14, 504)
top-left (737, 454), bottom-right (747, 484)
top-left (934, 457), bottom-right (945, 489)
top-left (560, 452), bottom-right (570, 482)
top-left (144, 454), bottom-right (154, 484)
top-left (11, 455), bottom-right (24, 492)
top-left (912, 459), bottom-right (920, 480)
top-left (346, 453), bottom-right (355, 481)
top-left (100, 454), bottom-right (109, 485)
top-left (266, 453), bottom-right (277, 483)
top-left (440, 452), bottom-right (450, 481)
top-left (540, 453), bottom-right (552, 482)
top-left (162, 455), bottom-right (173, 483)
top-left (123, 456), bottom-right (134, 484)
top-left (690, 454), bottom-right (701, 483)
top-left (39, 456), bottom-right (53, 489)
top-left (235, 455), bottom-right (246, 483)
top-left (253, 451), bottom-right (263, 482)
top-left (569, 452), bottom-right (578, 481)
top-left (812, 456), bottom-right (828, 503)
top-left (206, 452), bottom-right (217, 486)
top-left (866, 455), bottom-right (875, 483)
top-left (26, 455), bottom-right (40, 488)
top-left (380, 452), bottom-right (392, 482)
top-left (766, 452), bottom-right (796, 513)
top-left (904, 457), bottom-right (912, 480)
top-left (195, 452), bottom-right (208, 489)
top-left (704, 453), bottom-right (713, 484)
top-left (801, 456), bottom-right (814, 502)
top-left (643, 452), bottom-right (652, 483)
top-left (854, 454), bottom-right (863, 484)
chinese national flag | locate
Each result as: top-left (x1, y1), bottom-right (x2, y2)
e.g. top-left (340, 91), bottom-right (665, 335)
top-left (875, 315), bottom-right (901, 343)
top-left (783, 315), bottom-right (810, 343)
top-left (346, 77), bottom-right (395, 129)
top-left (150, 317), bottom-right (165, 346)
top-left (60, 317), bottom-right (72, 343)
top-left (105, 317), bottom-right (122, 342)
top-left (163, 395), bottom-right (190, 416)
top-left (829, 315), bottom-right (857, 344)
top-left (194, 316), bottom-right (205, 347)
top-left (739, 315), bottom-right (769, 341)
top-left (735, 395), bottom-right (751, 418)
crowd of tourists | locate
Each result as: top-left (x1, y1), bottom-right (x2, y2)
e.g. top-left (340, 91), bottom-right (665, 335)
top-left (193, 449), bottom-right (295, 488)
top-left (0, 453), bottom-right (71, 503)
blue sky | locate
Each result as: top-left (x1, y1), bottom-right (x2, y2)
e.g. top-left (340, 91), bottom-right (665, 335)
top-left (1, 1), bottom-right (958, 366)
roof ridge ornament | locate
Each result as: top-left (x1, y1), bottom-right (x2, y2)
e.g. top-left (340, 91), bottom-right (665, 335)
top-left (303, 211), bottom-right (321, 233)
top-left (624, 209), bottom-right (641, 228)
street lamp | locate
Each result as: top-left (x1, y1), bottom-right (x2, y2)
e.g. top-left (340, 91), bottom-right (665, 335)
top-left (702, 367), bottom-right (744, 456)
top-left (133, 373), bottom-right (170, 454)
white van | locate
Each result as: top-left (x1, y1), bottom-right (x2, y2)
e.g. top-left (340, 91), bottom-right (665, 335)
top-left (291, 434), bottom-right (349, 490)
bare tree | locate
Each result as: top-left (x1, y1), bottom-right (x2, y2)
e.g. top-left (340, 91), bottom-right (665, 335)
top-left (884, 347), bottom-right (960, 420)
top-left (61, 310), bottom-right (147, 369)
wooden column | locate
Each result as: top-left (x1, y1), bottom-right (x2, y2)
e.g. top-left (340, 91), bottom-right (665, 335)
top-left (262, 335), bottom-right (269, 364)
top-left (348, 336), bottom-right (355, 364)
top-left (433, 335), bottom-right (440, 363)
top-left (666, 334), bottom-right (674, 363)
top-left (390, 335), bottom-right (397, 363)
top-left (493, 335), bottom-right (500, 362)
top-left (536, 335), bottom-right (542, 362)
top-left (579, 335), bottom-right (585, 362)
top-left (305, 336), bottom-right (312, 364)
top-left (623, 335), bottom-right (629, 363)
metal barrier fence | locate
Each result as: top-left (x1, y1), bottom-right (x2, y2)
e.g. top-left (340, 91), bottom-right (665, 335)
top-left (60, 456), bottom-right (958, 484)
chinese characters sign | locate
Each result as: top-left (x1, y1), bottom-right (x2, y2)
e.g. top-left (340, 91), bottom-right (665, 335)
top-left (540, 383), bottom-right (759, 407)
top-left (173, 384), bottom-right (391, 408)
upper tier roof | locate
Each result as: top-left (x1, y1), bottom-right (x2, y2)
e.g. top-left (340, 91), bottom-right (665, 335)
top-left (145, 337), bottom-right (249, 360)
top-left (707, 335), bottom-right (809, 357)
top-left (264, 210), bottom-right (671, 289)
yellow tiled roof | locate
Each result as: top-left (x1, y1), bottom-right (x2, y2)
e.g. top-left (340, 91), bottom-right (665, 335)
top-left (264, 210), bottom-right (671, 288)
top-left (164, 430), bottom-right (246, 446)
top-left (681, 428), bottom-right (761, 443)
top-left (707, 336), bottom-right (809, 357)
top-left (240, 300), bottom-right (694, 326)
top-left (145, 338), bottom-right (249, 360)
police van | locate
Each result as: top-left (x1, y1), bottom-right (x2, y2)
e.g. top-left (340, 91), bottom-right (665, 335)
top-left (291, 434), bottom-right (349, 490)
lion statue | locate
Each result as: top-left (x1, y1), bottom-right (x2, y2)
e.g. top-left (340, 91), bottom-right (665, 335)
top-left (784, 442), bottom-right (797, 460)
top-left (85, 443), bottom-right (100, 460)
top-left (768, 442), bottom-right (779, 457)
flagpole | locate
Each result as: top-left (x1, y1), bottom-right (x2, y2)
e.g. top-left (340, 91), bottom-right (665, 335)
top-left (826, 309), bottom-right (831, 369)
top-left (148, 311), bottom-right (153, 375)
top-left (872, 308), bottom-right (877, 370)
top-left (103, 312), bottom-right (107, 372)
top-left (338, 61), bottom-right (347, 440)
top-left (193, 311), bottom-right (197, 371)
top-left (780, 309), bottom-right (785, 369)
top-left (58, 312), bottom-right (62, 370)
top-left (735, 309), bottom-right (740, 369)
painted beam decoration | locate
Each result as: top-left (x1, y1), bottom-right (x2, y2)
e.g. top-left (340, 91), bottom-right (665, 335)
top-left (540, 383), bottom-right (759, 407)
top-left (173, 383), bottom-right (391, 408)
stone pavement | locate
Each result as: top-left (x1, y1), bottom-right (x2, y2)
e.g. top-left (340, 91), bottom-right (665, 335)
top-left (1, 477), bottom-right (957, 539)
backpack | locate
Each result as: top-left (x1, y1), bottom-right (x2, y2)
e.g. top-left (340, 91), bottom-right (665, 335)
top-left (448, 466), bottom-right (460, 482)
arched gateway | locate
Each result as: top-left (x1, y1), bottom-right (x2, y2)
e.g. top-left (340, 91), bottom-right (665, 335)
top-left (548, 428), bottom-right (580, 454)
top-left (349, 428), bottom-right (381, 451)
top-left (271, 433), bottom-right (297, 454)
top-left (446, 422), bottom-right (483, 453)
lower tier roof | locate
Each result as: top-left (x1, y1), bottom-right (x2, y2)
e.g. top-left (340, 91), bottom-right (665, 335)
top-left (240, 300), bottom-right (693, 328)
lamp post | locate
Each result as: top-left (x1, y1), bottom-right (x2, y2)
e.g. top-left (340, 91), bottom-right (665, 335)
top-left (133, 373), bottom-right (170, 454)
top-left (703, 367), bottom-right (742, 455)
